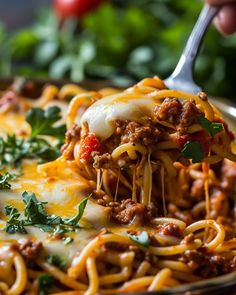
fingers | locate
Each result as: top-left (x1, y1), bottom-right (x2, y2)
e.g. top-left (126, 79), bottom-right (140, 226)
top-left (214, 3), bottom-right (236, 35)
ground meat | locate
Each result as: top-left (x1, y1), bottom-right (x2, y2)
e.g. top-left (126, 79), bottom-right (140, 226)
top-left (179, 100), bottom-right (203, 128)
top-left (190, 179), bottom-right (204, 200)
top-left (221, 160), bottom-right (236, 194)
top-left (93, 152), bottom-right (112, 169)
top-left (168, 203), bottom-right (194, 225)
top-left (154, 98), bottom-right (203, 129)
top-left (111, 199), bottom-right (157, 225)
top-left (158, 223), bottom-right (182, 238)
top-left (181, 250), bottom-right (235, 277)
top-left (61, 124), bottom-right (81, 160)
top-left (210, 188), bottom-right (229, 219)
top-left (155, 98), bottom-right (182, 125)
top-left (18, 239), bottom-right (43, 263)
top-left (119, 121), bottom-right (161, 146)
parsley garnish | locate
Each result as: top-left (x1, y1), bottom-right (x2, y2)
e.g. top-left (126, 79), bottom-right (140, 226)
top-left (197, 116), bottom-right (223, 137)
top-left (0, 106), bottom-right (66, 169)
top-left (4, 192), bottom-right (89, 234)
top-left (128, 231), bottom-right (150, 248)
top-left (38, 274), bottom-right (54, 295)
top-left (63, 236), bottom-right (74, 245)
top-left (0, 134), bottom-right (61, 169)
top-left (4, 205), bottom-right (27, 234)
top-left (0, 172), bottom-right (16, 190)
top-left (26, 106), bottom-right (66, 140)
top-left (181, 141), bottom-right (204, 163)
top-left (46, 254), bottom-right (67, 269)
top-left (63, 197), bottom-right (89, 226)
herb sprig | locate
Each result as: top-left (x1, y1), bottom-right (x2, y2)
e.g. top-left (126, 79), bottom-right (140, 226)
top-left (197, 116), bottom-right (223, 137)
top-left (0, 106), bottom-right (66, 169)
top-left (26, 106), bottom-right (66, 139)
top-left (4, 191), bottom-right (89, 235)
top-left (0, 172), bottom-right (16, 190)
top-left (181, 141), bottom-right (204, 164)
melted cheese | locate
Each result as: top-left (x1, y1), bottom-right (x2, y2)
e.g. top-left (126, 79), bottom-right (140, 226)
top-left (80, 92), bottom-right (156, 140)
top-left (0, 96), bottom-right (128, 262)
top-left (0, 159), bottom-right (112, 259)
top-left (0, 113), bottom-right (29, 136)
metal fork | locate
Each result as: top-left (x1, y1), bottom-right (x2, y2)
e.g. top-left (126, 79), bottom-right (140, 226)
top-left (164, 4), bottom-right (221, 94)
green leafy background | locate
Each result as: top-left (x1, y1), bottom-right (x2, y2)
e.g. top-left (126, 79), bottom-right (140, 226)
top-left (0, 0), bottom-right (236, 100)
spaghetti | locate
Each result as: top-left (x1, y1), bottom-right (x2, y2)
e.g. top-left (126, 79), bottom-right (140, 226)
top-left (0, 77), bottom-right (235, 294)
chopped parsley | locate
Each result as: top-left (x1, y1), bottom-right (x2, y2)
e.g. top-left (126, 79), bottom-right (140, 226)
top-left (26, 106), bottom-right (66, 140)
top-left (128, 231), bottom-right (150, 248)
top-left (4, 191), bottom-right (89, 235)
top-left (0, 106), bottom-right (66, 169)
top-left (38, 274), bottom-right (54, 295)
top-left (62, 236), bottom-right (74, 245)
top-left (197, 116), bottom-right (223, 137)
top-left (63, 197), bottom-right (89, 226)
top-left (4, 205), bottom-right (27, 234)
top-left (181, 141), bottom-right (204, 163)
top-left (46, 254), bottom-right (67, 269)
top-left (0, 172), bottom-right (16, 190)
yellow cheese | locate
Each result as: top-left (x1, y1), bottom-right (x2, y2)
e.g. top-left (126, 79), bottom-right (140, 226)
top-left (0, 159), bottom-right (112, 259)
top-left (0, 113), bottom-right (29, 136)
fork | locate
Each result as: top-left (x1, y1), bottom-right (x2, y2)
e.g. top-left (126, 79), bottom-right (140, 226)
top-left (164, 4), bottom-right (221, 94)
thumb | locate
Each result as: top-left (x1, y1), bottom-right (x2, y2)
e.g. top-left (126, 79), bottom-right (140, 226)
top-left (214, 3), bottom-right (236, 35)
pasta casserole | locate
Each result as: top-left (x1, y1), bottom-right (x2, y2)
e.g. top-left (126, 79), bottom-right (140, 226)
top-left (0, 77), bottom-right (235, 294)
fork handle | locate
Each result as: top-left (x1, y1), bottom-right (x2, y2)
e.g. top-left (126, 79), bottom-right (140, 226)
top-left (172, 5), bottom-right (221, 80)
top-left (183, 4), bottom-right (220, 61)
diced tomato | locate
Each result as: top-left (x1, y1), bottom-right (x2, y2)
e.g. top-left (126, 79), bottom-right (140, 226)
top-left (176, 131), bottom-right (211, 156)
top-left (80, 133), bottom-right (101, 161)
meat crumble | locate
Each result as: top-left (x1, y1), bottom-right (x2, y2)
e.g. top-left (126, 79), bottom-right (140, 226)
top-left (181, 249), bottom-right (236, 278)
top-left (154, 98), bottom-right (203, 129)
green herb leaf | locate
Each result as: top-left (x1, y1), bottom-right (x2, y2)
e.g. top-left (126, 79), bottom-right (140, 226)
top-left (22, 191), bottom-right (48, 224)
top-left (4, 205), bottom-right (18, 216)
top-left (197, 116), bottom-right (223, 137)
top-left (4, 205), bottom-right (27, 234)
top-left (181, 141), bottom-right (204, 163)
top-left (34, 224), bottom-right (55, 233)
top-left (63, 197), bottom-right (89, 226)
top-left (63, 236), bottom-right (74, 245)
top-left (4, 192), bottom-right (89, 234)
top-left (0, 134), bottom-right (61, 169)
top-left (0, 172), bottom-right (15, 190)
top-left (128, 231), bottom-right (150, 248)
top-left (38, 274), bottom-right (54, 295)
top-left (46, 254), bottom-right (67, 269)
top-left (26, 106), bottom-right (66, 139)
top-left (53, 224), bottom-right (72, 235)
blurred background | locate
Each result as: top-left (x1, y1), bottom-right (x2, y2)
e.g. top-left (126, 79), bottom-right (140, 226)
top-left (0, 0), bottom-right (236, 100)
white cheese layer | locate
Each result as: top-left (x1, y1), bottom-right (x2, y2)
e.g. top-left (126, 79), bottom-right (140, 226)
top-left (80, 92), bottom-right (156, 140)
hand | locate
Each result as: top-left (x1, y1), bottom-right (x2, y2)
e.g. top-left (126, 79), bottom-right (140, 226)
top-left (207, 0), bottom-right (236, 34)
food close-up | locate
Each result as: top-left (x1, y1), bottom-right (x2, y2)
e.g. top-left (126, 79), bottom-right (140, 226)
top-left (0, 0), bottom-right (236, 295)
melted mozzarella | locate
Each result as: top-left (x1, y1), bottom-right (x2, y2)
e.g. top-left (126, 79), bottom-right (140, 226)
top-left (80, 92), bottom-right (156, 140)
